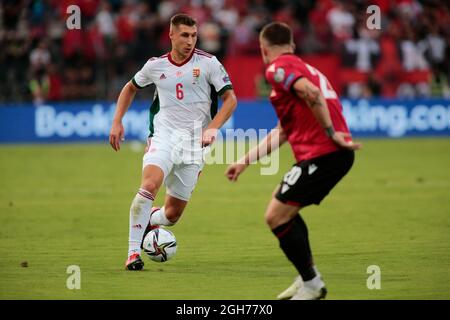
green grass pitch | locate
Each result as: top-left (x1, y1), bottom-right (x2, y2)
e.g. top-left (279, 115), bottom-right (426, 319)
top-left (0, 138), bottom-right (449, 299)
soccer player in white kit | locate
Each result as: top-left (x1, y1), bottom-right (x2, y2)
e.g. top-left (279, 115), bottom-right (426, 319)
top-left (109, 14), bottom-right (237, 270)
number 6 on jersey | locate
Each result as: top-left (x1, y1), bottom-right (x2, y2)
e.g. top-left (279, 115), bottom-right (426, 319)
top-left (176, 83), bottom-right (184, 100)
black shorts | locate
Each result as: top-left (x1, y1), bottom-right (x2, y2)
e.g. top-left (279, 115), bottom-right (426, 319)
top-left (275, 149), bottom-right (355, 207)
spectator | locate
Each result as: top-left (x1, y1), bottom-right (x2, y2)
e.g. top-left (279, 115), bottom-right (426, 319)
top-left (96, 0), bottom-right (116, 42)
top-left (158, 0), bottom-right (178, 21)
top-left (305, 0), bottom-right (334, 54)
top-left (30, 39), bottom-right (51, 71)
top-left (327, 0), bottom-right (355, 41)
top-left (214, 0), bottom-right (239, 33)
top-left (375, 18), bottom-right (404, 97)
top-left (421, 25), bottom-right (447, 92)
top-left (400, 26), bottom-right (429, 71)
top-left (344, 25), bottom-right (380, 72)
top-left (198, 20), bottom-right (223, 57)
top-left (228, 13), bottom-right (262, 55)
top-left (116, 2), bottom-right (138, 44)
top-left (1, 0), bottom-right (450, 102)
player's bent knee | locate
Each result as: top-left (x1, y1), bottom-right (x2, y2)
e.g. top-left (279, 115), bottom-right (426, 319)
top-left (264, 211), bottom-right (281, 229)
top-left (265, 208), bottom-right (296, 229)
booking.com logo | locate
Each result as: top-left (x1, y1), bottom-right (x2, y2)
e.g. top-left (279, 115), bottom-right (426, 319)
top-left (342, 100), bottom-right (450, 137)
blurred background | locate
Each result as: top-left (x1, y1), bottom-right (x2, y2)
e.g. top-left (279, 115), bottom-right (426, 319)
top-left (1, 0), bottom-right (449, 104)
top-left (1, 0), bottom-right (450, 142)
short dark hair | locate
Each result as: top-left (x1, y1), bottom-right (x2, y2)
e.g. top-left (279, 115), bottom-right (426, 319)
top-left (170, 13), bottom-right (197, 28)
top-left (260, 22), bottom-right (293, 46)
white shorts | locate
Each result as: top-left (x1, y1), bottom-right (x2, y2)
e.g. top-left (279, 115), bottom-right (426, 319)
top-left (142, 136), bottom-right (204, 201)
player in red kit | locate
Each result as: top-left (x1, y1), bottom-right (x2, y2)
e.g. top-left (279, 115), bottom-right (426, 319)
top-left (225, 22), bottom-right (361, 300)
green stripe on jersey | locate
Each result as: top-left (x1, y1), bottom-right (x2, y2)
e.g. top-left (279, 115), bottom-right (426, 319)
top-left (210, 85), bottom-right (218, 119)
top-left (131, 77), bottom-right (152, 89)
top-left (210, 84), bottom-right (233, 119)
top-left (148, 95), bottom-right (160, 137)
top-left (131, 78), bottom-right (144, 89)
top-left (217, 84), bottom-right (233, 97)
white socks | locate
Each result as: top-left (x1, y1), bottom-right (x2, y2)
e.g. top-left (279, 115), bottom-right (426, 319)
top-left (150, 207), bottom-right (174, 226)
top-left (128, 188), bottom-right (154, 256)
top-left (301, 266), bottom-right (324, 290)
top-left (304, 273), bottom-right (325, 290)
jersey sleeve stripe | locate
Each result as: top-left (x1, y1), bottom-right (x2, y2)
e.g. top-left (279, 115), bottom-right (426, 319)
top-left (131, 77), bottom-right (144, 89)
top-left (288, 76), bottom-right (303, 92)
top-left (217, 84), bottom-right (233, 96)
top-left (131, 77), bottom-right (152, 89)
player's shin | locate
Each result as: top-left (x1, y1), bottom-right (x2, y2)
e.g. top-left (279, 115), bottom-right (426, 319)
top-left (128, 188), bottom-right (154, 256)
top-left (294, 214), bottom-right (313, 258)
top-left (272, 215), bottom-right (316, 281)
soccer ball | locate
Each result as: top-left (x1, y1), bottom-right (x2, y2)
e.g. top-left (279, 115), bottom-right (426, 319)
top-left (142, 227), bottom-right (177, 262)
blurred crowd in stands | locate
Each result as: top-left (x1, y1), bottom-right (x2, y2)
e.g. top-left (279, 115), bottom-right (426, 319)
top-left (1, 0), bottom-right (449, 104)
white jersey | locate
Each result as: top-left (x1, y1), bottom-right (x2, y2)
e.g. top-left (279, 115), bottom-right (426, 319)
top-left (132, 49), bottom-right (233, 139)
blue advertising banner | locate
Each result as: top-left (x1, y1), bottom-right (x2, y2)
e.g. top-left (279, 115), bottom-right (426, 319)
top-left (342, 98), bottom-right (450, 138)
top-left (0, 99), bottom-right (449, 143)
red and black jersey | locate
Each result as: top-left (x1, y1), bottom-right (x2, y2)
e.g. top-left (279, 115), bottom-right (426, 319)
top-left (265, 53), bottom-right (350, 162)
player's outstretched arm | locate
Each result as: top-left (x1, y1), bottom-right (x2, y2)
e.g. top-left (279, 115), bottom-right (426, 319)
top-left (109, 81), bottom-right (138, 151)
top-left (225, 122), bottom-right (287, 182)
top-left (292, 78), bottom-right (361, 151)
top-left (202, 89), bottom-right (237, 147)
